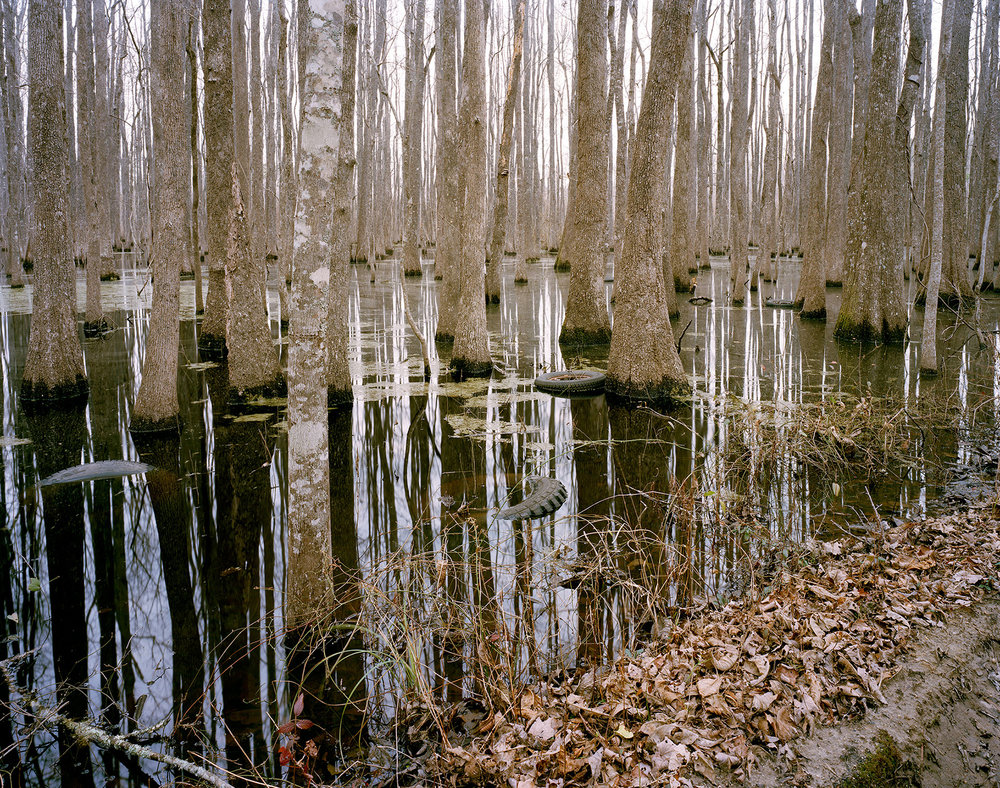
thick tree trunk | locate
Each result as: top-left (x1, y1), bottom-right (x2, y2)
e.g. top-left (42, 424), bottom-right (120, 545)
top-left (757, 0), bottom-right (779, 283)
top-left (402, 0), bottom-right (428, 277)
top-left (486, 0), bottom-right (525, 302)
top-left (93, 0), bottom-right (114, 280)
top-left (836, 0), bottom-right (925, 344)
top-left (287, 0), bottom-right (346, 631)
top-left (450, 0), bottom-right (493, 378)
top-left (131, 0), bottom-right (188, 433)
top-left (327, 0), bottom-right (358, 407)
top-left (21, 0), bottom-right (88, 405)
top-left (560, 0), bottom-right (612, 346)
top-left (606, 0), bottom-right (694, 404)
top-left (2, 0), bottom-right (24, 286)
top-left (824, 0), bottom-right (854, 286)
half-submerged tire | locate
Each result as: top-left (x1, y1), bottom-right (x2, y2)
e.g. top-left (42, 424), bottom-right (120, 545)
top-left (498, 476), bottom-right (567, 520)
top-left (534, 369), bottom-right (606, 396)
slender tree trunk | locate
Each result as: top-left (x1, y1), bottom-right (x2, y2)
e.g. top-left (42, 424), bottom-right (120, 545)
top-left (200, 0), bottom-right (235, 358)
top-left (286, 0), bottom-right (346, 635)
top-left (921, 0), bottom-right (952, 373)
top-left (670, 31), bottom-right (696, 293)
top-left (560, 0), bottom-right (612, 346)
top-left (606, 0), bottom-right (695, 404)
top-left (22, 0), bottom-right (88, 405)
top-left (402, 0), bottom-right (428, 277)
top-left (79, 0), bottom-right (106, 334)
top-left (328, 0), bottom-right (358, 406)
top-left (696, 0), bottom-right (711, 269)
top-left (131, 0), bottom-right (189, 432)
top-left (93, 0), bottom-right (114, 279)
top-left (486, 0), bottom-right (525, 301)
top-left (277, 3), bottom-right (293, 323)
top-left (824, 0), bottom-right (854, 286)
top-left (728, 0), bottom-right (751, 305)
top-left (940, 0), bottom-right (974, 305)
top-left (757, 0), bottom-right (779, 283)
top-left (2, 0), bottom-right (24, 286)
top-left (434, 0), bottom-right (461, 341)
top-left (450, 0), bottom-right (493, 378)
top-left (188, 9), bottom-right (204, 316)
top-left (793, 0), bottom-right (836, 318)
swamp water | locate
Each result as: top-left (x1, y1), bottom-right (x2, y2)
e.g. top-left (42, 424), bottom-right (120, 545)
top-left (3, 255), bottom-right (1000, 785)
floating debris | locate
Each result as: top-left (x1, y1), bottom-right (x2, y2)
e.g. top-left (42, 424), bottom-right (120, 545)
top-left (39, 460), bottom-right (154, 488)
top-left (498, 476), bottom-right (568, 520)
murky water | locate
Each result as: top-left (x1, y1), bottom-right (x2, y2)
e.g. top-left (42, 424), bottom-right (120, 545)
top-left (3, 255), bottom-right (1000, 784)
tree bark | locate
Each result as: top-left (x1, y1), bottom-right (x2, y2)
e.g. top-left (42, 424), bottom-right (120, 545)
top-left (402, 0), bottom-right (428, 277)
top-left (669, 31), bottom-right (696, 293)
top-left (287, 0), bottom-right (347, 631)
top-left (1, 0), bottom-right (24, 286)
top-left (21, 0), bottom-right (88, 405)
top-left (560, 0), bottom-right (612, 346)
top-left (200, 0), bottom-right (235, 358)
top-left (131, 0), bottom-right (189, 433)
top-left (327, 0), bottom-right (358, 407)
top-left (434, 0), bottom-right (461, 341)
top-left (728, 0), bottom-right (751, 305)
top-left (606, 0), bottom-right (694, 404)
top-left (450, 0), bottom-right (493, 378)
top-left (486, 0), bottom-right (525, 301)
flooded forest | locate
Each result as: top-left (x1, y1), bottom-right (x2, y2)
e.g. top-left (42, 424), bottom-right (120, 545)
top-left (2, 0), bottom-right (1000, 783)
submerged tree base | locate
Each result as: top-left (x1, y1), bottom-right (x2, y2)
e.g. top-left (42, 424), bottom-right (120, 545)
top-left (20, 376), bottom-right (89, 409)
top-left (434, 331), bottom-right (454, 345)
top-left (198, 332), bottom-right (228, 361)
top-left (227, 376), bottom-right (287, 408)
top-left (128, 414), bottom-right (182, 435)
top-left (797, 304), bottom-right (828, 321)
top-left (327, 386), bottom-right (353, 410)
top-left (450, 357), bottom-right (494, 381)
top-left (83, 319), bottom-right (110, 338)
top-left (833, 317), bottom-right (906, 346)
top-left (604, 374), bottom-right (691, 406)
top-left (558, 326), bottom-right (611, 349)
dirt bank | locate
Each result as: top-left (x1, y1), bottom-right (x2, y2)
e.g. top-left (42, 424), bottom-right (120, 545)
top-left (382, 509), bottom-right (1000, 787)
top-left (740, 598), bottom-right (1000, 787)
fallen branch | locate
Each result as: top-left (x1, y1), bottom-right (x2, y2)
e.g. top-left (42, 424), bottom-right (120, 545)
top-left (0, 655), bottom-right (235, 788)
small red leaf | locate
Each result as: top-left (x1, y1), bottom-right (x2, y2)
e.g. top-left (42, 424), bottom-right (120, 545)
top-left (295, 719), bottom-right (315, 730)
top-left (292, 692), bottom-right (305, 717)
top-left (278, 746), bottom-right (292, 766)
top-left (276, 721), bottom-right (297, 735)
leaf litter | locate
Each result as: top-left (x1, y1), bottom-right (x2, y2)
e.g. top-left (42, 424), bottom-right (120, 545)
top-left (366, 508), bottom-right (1000, 787)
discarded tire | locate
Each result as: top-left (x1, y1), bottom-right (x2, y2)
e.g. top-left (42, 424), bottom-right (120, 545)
top-left (534, 369), bottom-right (606, 396)
top-left (498, 476), bottom-right (568, 520)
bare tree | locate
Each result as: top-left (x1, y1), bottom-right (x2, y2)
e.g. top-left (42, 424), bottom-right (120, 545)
top-left (670, 31), bottom-right (696, 293)
top-left (21, 0), bottom-right (87, 405)
top-left (606, 0), bottom-right (694, 403)
top-left (131, 0), bottom-right (189, 432)
top-left (921, 0), bottom-right (952, 373)
top-left (402, 0), bottom-right (428, 276)
top-left (560, 0), bottom-right (612, 346)
top-left (486, 0), bottom-right (525, 302)
top-left (286, 0), bottom-right (346, 633)
top-left (728, 0), bottom-right (751, 305)
top-left (434, 0), bottom-right (460, 341)
top-left (449, 0), bottom-right (493, 378)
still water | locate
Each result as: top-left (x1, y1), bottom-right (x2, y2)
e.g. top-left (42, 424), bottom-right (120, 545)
top-left (2, 254), bottom-right (1000, 784)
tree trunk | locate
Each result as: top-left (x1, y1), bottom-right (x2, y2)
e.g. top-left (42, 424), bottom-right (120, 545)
top-left (921, 0), bottom-right (952, 373)
top-left (560, 0), bottom-right (612, 346)
top-left (131, 0), bottom-right (188, 433)
top-left (824, 0), bottom-right (854, 286)
top-left (2, 0), bottom-right (24, 286)
top-left (728, 0), bottom-right (751, 305)
top-left (940, 0), bottom-right (974, 305)
top-left (793, 0), bottom-right (836, 318)
top-left (835, 0), bottom-right (925, 344)
top-left (402, 0), bottom-right (428, 277)
top-left (79, 0), bottom-right (106, 334)
top-left (450, 0), bottom-right (493, 378)
top-left (757, 0), bottom-right (779, 283)
top-left (434, 0), bottom-right (461, 341)
top-left (286, 0), bottom-right (346, 631)
top-left (669, 31), bottom-right (695, 293)
top-left (486, 0), bottom-right (525, 302)
top-left (606, 0), bottom-right (694, 404)
top-left (328, 0), bottom-right (358, 407)
top-left (21, 0), bottom-right (88, 405)
top-left (200, 0), bottom-right (235, 358)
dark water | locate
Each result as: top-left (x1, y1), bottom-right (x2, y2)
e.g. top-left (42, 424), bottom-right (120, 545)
top-left (3, 255), bottom-right (1000, 784)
